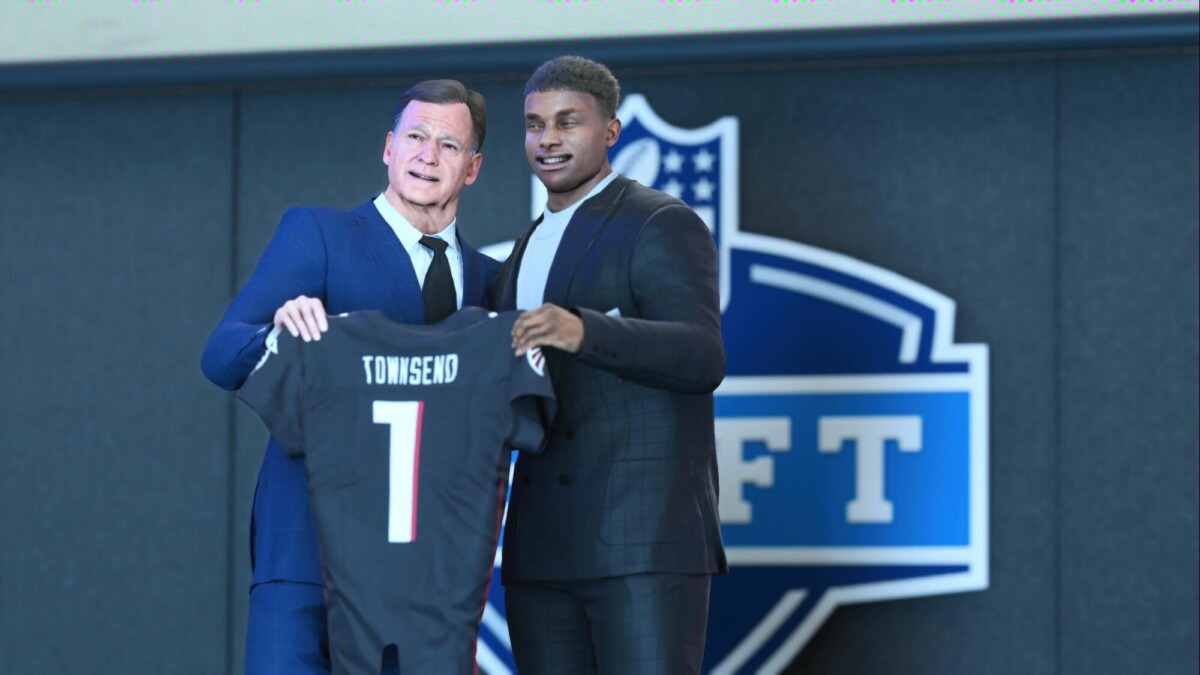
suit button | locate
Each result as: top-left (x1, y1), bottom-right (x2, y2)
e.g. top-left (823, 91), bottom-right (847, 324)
top-left (557, 474), bottom-right (570, 485)
top-left (565, 429), bottom-right (575, 440)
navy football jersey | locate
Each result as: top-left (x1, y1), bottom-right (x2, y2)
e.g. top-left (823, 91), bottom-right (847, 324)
top-left (237, 308), bottom-right (554, 674)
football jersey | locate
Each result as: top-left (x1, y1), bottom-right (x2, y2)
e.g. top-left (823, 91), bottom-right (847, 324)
top-left (237, 308), bottom-right (555, 675)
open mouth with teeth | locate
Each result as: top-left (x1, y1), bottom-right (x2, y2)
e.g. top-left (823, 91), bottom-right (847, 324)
top-left (538, 155), bottom-right (571, 168)
top-left (409, 171), bottom-right (439, 182)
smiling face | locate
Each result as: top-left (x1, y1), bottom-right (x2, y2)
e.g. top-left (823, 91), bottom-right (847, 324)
top-left (382, 100), bottom-right (483, 232)
top-left (524, 89), bottom-right (621, 212)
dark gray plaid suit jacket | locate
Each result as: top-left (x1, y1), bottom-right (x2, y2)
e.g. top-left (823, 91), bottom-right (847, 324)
top-left (493, 176), bottom-right (728, 583)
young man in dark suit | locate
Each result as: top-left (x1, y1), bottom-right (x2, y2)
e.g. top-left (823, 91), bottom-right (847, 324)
top-left (202, 79), bottom-right (500, 674)
top-left (493, 55), bottom-right (727, 674)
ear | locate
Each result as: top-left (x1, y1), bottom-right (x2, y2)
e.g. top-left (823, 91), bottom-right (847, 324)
top-left (606, 117), bottom-right (622, 148)
top-left (463, 152), bottom-right (484, 186)
top-left (382, 131), bottom-right (395, 165)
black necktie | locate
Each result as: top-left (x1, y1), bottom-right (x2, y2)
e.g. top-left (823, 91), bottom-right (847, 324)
top-left (419, 236), bottom-right (456, 324)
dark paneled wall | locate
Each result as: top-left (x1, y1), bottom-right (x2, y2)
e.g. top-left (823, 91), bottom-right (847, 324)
top-left (0, 48), bottom-right (1195, 674)
top-left (0, 94), bottom-right (234, 673)
top-left (1057, 55), bottom-right (1199, 671)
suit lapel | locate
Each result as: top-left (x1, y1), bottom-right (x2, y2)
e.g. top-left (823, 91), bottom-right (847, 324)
top-left (497, 219), bottom-right (540, 312)
top-left (541, 177), bottom-right (630, 308)
top-left (457, 230), bottom-right (487, 308)
top-left (354, 202), bottom-right (426, 325)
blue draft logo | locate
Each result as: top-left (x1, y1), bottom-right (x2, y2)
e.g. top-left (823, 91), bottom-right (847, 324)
top-left (477, 95), bottom-right (990, 674)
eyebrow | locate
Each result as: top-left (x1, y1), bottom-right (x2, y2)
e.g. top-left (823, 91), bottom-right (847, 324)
top-left (408, 122), bottom-right (463, 145)
top-left (525, 108), bottom-right (580, 121)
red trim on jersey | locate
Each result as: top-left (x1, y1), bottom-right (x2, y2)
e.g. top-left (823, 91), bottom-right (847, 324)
top-left (471, 466), bottom-right (508, 675)
top-left (411, 401), bottom-right (424, 542)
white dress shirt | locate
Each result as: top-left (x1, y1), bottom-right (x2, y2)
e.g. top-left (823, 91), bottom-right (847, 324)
top-left (373, 193), bottom-right (463, 309)
top-left (517, 173), bottom-right (620, 311)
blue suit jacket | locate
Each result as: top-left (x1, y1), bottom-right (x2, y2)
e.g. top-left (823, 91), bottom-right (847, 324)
top-left (202, 201), bottom-right (501, 586)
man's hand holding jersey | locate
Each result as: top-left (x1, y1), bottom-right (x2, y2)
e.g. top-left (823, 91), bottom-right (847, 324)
top-left (512, 303), bottom-right (583, 356)
top-left (274, 295), bottom-right (329, 342)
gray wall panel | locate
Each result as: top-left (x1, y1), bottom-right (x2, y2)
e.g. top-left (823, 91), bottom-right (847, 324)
top-left (0, 93), bottom-right (234, 672)
top-left (1058, 52), bottom-right (1200, 674)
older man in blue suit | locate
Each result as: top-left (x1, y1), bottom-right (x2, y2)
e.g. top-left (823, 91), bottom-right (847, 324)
top-left (202, 79), bottom-right (501, 674)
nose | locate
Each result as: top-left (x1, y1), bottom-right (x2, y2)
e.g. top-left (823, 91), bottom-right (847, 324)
top-left (538, 127), bottom-right (560, 148)
top-left (418, 139), bottom-right (438, 164)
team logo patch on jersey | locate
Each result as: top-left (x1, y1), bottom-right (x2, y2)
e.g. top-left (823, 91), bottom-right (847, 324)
top-left (251, 327), bottom-right (281, 374)
top-left (525, 346), bottom-right (545, 377)
top-left (480, 96), bottom-right (990, 675)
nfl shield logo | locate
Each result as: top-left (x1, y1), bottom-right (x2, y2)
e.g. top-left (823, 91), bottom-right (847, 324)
top-left (480, 95), bottom-right (990, 674)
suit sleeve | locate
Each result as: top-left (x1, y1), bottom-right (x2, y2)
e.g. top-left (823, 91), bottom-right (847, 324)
top-left (573, 204), bottom-right (725, 394)
top-left (200, 208), bottom-right (328, 391)
top-left (235, 329), bottom-right (306, 455)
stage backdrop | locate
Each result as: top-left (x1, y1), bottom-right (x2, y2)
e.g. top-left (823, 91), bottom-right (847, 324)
top-left (0, 45), bottom-right (1196, 674)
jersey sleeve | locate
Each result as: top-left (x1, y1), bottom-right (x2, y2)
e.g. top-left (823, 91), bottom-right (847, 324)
top-left (235, 328), bottom-right (307, 456)
top-left (508, 346), bottom-right (557, 454)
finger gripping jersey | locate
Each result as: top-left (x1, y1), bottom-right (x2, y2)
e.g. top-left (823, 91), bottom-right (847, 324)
top-left (237, 308), bottom-right (555, 675)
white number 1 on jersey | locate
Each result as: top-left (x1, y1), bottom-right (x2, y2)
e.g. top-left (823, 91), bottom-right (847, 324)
top-left (372, 400), bottom-right (424, 543)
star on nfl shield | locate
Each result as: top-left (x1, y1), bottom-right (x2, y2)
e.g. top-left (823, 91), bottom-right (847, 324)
top-left (478, 94), bottom-right (990, 675)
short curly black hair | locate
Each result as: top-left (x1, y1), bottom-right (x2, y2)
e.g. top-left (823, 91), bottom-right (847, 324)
top-left (524, 56), bottom-right (620, 120)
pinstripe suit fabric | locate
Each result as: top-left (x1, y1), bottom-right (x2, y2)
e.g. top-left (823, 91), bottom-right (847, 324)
top-left (493, 176), bottom-right (726, 673)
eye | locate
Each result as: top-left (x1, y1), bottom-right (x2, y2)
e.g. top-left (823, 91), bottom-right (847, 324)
top-left (526, 121), bottom-right (542, 132)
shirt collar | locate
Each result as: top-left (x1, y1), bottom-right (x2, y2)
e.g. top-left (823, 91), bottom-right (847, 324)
top-left (538, 172), bottom-right (620, 220)
top-left (373, 192), bottom-right (459, 254)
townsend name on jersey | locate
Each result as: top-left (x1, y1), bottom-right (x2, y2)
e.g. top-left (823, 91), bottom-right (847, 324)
top-left (475, 95), bottom-right (990, 675)
top-left (362, 354), bottom-right (459, 386)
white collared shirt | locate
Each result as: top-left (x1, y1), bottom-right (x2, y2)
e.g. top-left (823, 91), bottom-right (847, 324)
top-left (373, 193), bottom-right (464, 309)
top-left (517, 172), bottom-right (620, 311)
